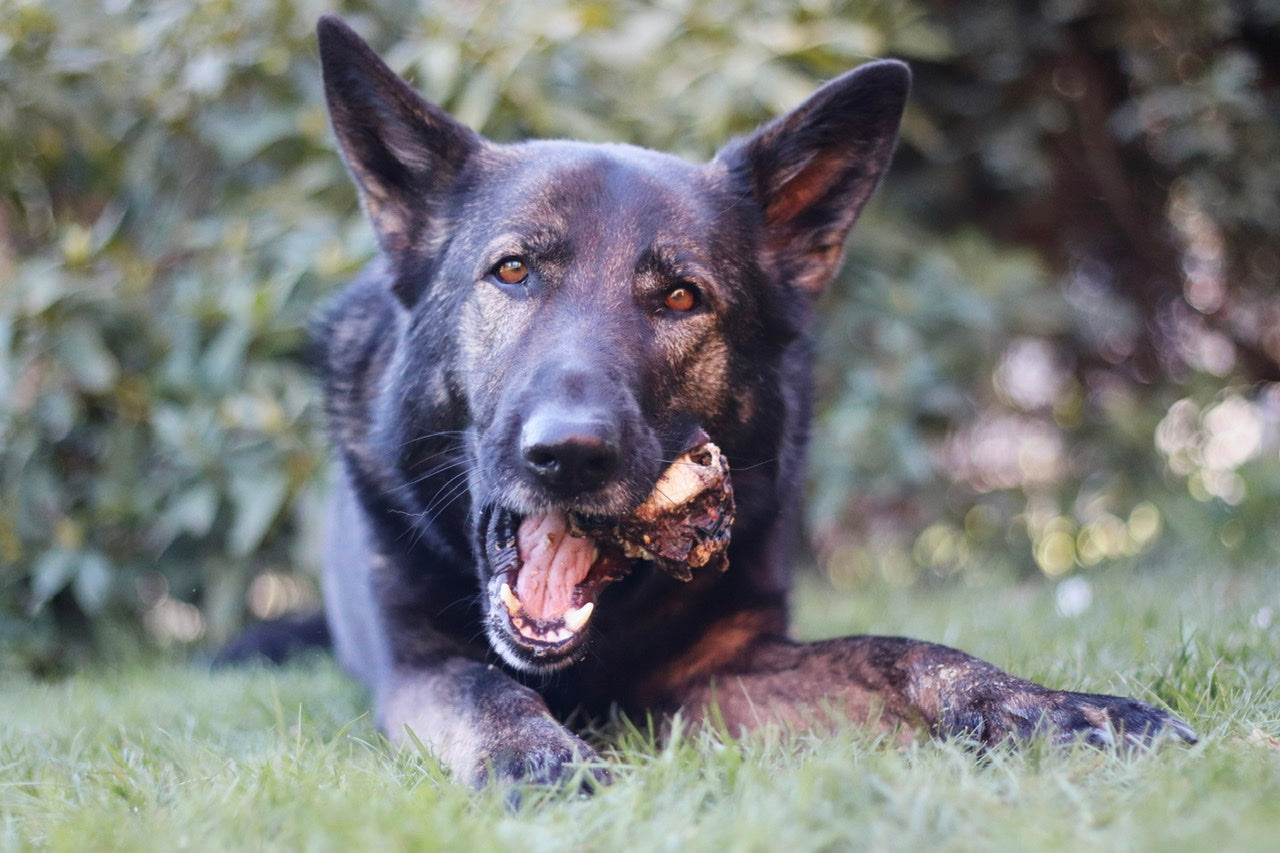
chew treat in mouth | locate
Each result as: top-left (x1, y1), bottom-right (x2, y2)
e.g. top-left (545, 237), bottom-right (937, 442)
top-left (571, 438), bottom-right (734, 582)
top-left (490, 437), bottom-right (735, 654)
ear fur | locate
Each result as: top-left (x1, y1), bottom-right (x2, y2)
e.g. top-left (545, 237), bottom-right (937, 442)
top-left (721, 60), bottom-right (910, 296)
top-left (317, 15), bottom-right (480, 266)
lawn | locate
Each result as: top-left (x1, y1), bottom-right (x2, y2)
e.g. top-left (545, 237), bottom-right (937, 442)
top-left (3, 563), bottom-right (1278, 852)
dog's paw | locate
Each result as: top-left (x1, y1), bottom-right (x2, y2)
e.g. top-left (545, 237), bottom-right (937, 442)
top-left (474, 715), bottom-right (612, 791)
top-left (937, 684), bottom-right (1197, 750)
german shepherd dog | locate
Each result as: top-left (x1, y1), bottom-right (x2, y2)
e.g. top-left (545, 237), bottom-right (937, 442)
top-left (307, 15), bottom-right (1194, 787)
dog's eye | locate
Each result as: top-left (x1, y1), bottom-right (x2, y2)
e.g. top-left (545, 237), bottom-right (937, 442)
top-left (494, 258), bottom-right (529, 285)
top-left (664, 285), bottom-right (698, 312)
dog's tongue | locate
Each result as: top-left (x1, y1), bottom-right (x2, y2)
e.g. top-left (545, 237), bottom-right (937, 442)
top-left (515, 512), bottom-right (595, 621)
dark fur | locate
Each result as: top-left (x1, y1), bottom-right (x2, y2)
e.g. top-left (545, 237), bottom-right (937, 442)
top-left (303, 15), bottom-right (1193, 787)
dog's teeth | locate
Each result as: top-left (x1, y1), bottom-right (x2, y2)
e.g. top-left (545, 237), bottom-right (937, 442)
top-left (499, 582), bottom-right (521, 615)
top-left (563, 601), bottom-right (594, 633)
top-left (548, 628), bottom-right (572, 643)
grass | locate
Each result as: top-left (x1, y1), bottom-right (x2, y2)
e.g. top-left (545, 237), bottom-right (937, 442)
top-left (2, 563), bottom-right (1278, 852)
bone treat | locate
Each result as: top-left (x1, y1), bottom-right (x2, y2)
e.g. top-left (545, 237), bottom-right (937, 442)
top-left (607, 438), bottom-right (736, 581)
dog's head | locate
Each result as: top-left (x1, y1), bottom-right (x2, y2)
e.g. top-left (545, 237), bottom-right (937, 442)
top-left (317, 15), bottom-right (908, 672)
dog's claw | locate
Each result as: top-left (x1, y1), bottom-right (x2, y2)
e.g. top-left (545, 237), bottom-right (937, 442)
top-left (1083, 726), bottom-right (1115, 748)
top-left (1058, 691), bottom-right (1198, 749)
top-left (938, 686), bottom-right (1196, 750)
top-left (471, 717), bottom-right (611, 794)
top-left (1160, 716), bottom-right (1199, 745)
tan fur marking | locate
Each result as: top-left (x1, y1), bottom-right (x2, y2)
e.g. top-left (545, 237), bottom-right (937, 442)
top-left (637, 609), bottom-right (777, 703)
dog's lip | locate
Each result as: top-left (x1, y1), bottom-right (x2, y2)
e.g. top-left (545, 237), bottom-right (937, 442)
top-left (482, 505), bottom-right (632, 663)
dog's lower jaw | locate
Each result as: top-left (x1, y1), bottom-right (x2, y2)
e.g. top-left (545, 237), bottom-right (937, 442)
top-left (484, 613), bottom-right (588, 674)
top-left (483, 576), bottom-right (591, 675)
top-left (480, 505), bottom-right (629, 673)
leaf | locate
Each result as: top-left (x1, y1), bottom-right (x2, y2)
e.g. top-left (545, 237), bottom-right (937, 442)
top-left (228, 471), bottom-right (288, 558)
top-left (0, 314), bottom-right (12, 403)
top-left (199, 322), bottom-right (252, 392)
top-left (89, 202), bottom-right (127, 253)
top-left (72, 550), bottom-right (114, 613)
top-left (29, 549), bottom-right (76, 613)
top-left (56, 318), bottom-right (119, 393)
top-left (161, 484), bottom-right (220, 539)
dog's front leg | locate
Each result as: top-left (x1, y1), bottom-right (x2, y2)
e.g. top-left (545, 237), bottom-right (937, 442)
top-left (672, 635), bottom-right (1195, 748)
top-left (376, 658), bottom-right (606, 788)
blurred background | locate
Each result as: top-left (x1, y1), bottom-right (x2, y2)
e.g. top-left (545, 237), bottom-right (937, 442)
top-left (2, 0), bottom-right (1277, 672)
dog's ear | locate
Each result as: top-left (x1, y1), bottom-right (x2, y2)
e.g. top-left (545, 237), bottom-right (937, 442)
top-left (721, 61), bottom-right (910, 296)
top-left (317, 15), bottom-right (480, 266)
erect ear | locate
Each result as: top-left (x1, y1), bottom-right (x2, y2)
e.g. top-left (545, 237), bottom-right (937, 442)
top-left (720, 60), bottom-right (910, 296)
top-left (317, 15), bottom-right (480, 260)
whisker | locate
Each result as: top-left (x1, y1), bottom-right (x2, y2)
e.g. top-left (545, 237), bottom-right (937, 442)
top-left (652, 453), bottom-right (776, 472)
top-left (389, 462), bottom-right (475, 552)
top-left (439, 590), bottom-right (483, 619)
top-left (409, 471), bottom-right (473, 531)
top-left (394, 429), bottom-right (469, 450)
top-left (391, 455), bottom-right (471, 494)
top-left (649, 483), bottom-right (677, 506)
top-left (727, 457), bottom-right (776, 472)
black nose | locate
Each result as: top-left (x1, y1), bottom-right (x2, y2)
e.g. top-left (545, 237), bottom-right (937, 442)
top-left (520, 412), bottom-right (622, 495)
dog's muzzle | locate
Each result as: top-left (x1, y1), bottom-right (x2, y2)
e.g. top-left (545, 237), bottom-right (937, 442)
top-left (480, 437), bottom-right (735, 673)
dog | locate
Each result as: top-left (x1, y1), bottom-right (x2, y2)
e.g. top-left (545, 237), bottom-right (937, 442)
top-left (302, 14), bottom-right (1194, 787)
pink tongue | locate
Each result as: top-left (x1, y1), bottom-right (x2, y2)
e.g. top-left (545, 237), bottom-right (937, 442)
top-left (515, 512), bottom-right (596, 621)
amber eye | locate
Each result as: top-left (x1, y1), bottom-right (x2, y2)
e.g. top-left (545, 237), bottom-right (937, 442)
top-left (495, 258), bottom-right (529, 284)
top-left (664, 285), bottom-right (698, 312)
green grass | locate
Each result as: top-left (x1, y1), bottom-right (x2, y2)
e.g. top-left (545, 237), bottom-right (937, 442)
top-left (3, 564), bottom-right (1278, 852)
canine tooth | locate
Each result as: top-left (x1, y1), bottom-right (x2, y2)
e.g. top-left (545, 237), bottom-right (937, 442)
top-left (563, 601), bottom-right (594, 633)
top-left (499, 582), bottom-right (521, 615)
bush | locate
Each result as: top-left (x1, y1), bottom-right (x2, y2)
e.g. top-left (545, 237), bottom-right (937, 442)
top-left (2, 0), bottom-right (1276, 668)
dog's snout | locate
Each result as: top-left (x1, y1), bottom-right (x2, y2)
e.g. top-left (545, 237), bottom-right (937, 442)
top-left (520, 412), bottom-right (622, 495)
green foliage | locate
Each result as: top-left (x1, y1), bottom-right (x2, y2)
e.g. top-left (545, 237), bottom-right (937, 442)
top-left (2, 0), bottom-right (1277, 664)
top-left (0, 0), bottom-right (355, 664)
top-left (809, 0), bottom-right (1280, 587)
